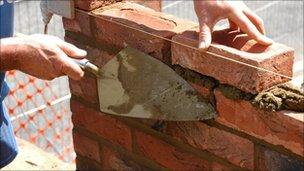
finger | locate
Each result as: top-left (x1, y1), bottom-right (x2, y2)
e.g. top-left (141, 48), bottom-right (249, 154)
top-left (243, 9), bottom-right (266, 35)
top-left (198, 22), bottom-right (212, 51)
top-left (57, 41), bottom-right (87, 58)
top-left (229, 11), bottom-right (273, 45)
top-left (56, 51), bottom-right (85, 80)
top-left (228, 19), bottom-right (239, 31)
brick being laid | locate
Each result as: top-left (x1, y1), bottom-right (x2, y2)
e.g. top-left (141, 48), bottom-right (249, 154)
top-left (171, 28), bottom-right (294, 93)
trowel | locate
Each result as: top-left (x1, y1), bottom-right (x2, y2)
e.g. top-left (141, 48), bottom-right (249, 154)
top-left (74, 47), bottom-right (216, 121)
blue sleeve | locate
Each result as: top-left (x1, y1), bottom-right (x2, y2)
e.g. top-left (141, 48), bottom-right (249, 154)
top-left (0, 0), bottom-right (18, 168)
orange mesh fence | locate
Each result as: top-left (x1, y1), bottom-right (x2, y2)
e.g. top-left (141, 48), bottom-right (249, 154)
top-left (4, 70), bottom-right (75, 162)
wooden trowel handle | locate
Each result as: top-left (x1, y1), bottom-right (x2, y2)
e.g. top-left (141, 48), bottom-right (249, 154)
top-left (73, 58), bottom-right (100, 76)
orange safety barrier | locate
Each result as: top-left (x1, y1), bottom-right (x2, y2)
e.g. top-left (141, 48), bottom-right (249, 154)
top-left (4, 70), bottom-right (75, 162)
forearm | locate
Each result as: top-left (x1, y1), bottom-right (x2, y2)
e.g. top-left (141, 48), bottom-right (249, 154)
top-left (0, 37), bottom-right (23, 71)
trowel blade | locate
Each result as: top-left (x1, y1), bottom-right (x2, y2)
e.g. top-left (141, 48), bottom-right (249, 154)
top-left (97, 47), bottom-right (216, 121)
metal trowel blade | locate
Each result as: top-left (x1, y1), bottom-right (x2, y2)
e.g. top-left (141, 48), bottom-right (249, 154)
top-left (97, 47), bottom-right (216, 121)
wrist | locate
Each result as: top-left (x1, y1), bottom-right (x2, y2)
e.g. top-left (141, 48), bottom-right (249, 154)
top-left (0, 37), bottom-right (26, 71)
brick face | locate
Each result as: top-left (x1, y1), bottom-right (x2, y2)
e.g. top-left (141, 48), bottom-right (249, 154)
top-left (75, 0), bottom-right (122, 11)
top-left (73, 131), bottom-right (100, 162)
top-left (91, 2), bottom-right (197, 63)
top-left (215, 89), bottom-right (304, 157)
top-left (255, 145), bottom-right (304, 171)
top-left (134, 131), bottom-right (210, 170)
top-left (171, 29), bottom-right (294, 93)
top-left (101, 147), bottom-right (148, 170)
top-left (164, 122), bottom-right (254, 169)
top-left (76, 155), bottom-right (102, 170)
top-left (69, 76), bottom-right (98, 105)
top-left (188, 82), bottom-right (211, 99)
top-left (71, 99), bottom-right (133, 151)
top-left (65, 2), bottom-right (197, 63)
top-left (63, 11), bottom-right (92, 37)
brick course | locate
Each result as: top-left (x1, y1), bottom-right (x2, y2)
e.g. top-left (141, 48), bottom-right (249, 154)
top-left (134, 131), bottom-right (210, 170)
top-left (215, 89), bottom-right (304, 157)
top-left (100, 147), bottom-right (148, 170)
top-left (71, 100), bottom-right (133, 151)
top-left (164, 122), bottom-right (254, 169)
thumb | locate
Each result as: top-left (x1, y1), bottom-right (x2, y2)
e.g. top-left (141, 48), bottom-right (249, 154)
top-left (198, 23), bottom-right (212, 51)
top-left (57, 41), bottom-right (87, 58)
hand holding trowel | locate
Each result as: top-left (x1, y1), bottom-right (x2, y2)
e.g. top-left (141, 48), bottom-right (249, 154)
top-left (39, 0), bottom-right (216, 121)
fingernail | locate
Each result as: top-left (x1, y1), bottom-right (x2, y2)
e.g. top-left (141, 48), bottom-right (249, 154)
top-left (198, 42), bottom-right (208, 51)
top-left (264, 36), bottom-right (273, 45)
top-left (77, 49), bottom-right (87, 57)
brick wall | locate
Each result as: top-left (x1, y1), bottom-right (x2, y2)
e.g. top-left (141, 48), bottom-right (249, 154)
top-left (63, 1), bottom-right (304, 170)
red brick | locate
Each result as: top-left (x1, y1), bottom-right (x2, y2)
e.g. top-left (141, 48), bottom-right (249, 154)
top-left (215, 89), bottom-right (304, 157)
top-left (134, 131), bottom-right (210, 170)
top-left (71, 99), bottom-right (132, 151)
top-left (76, 155), bottom-right (102, 170)
top-left (189, 82), bottom-right (211, 99)
top-left (164, 122), bottom-right (254, 169)
top-left (73, 131), bottom-right (100, 162)
top-left (63, 11), bottom-right (92, 37)
top-left (101, 147), bottom-right (148, 170)
top-left (75, 0), bottom-right (122, 11)
top-left (69, 76), bottom-right (98, 104)
top-left (211, 162), bottom-right (231, 171)
top-left (91, 2), bottom-right (197, 63)
top-left (171, 29), bottom-right (294, 93)
top-left (255, 145), bottom-right (304, 171)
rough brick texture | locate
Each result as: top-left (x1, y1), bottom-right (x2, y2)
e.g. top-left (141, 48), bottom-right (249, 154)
top-left (101, 147), bottom-right (148, 170)
top-left (134, 131), bottom-right (210, 170)
top-left (63, 11), bottom-right (92, 37)
top-left (172, 29), bottom-right (294, 93)
top-left (164, 122), bottom-right (254, 169)
top-left (71, 99), bottom-right (132, 151)
top-left (64, 1), bottom-right (197, 63)
top-left (75, 0), bottom-right (122, 11)
top-left (73, 131), bottom-right (100, 162)
top-left (215, 89), bottom-right (304, 157)
top-left (92, 2), bottom-right (197, 63)
top-left (76, 155), bottom-right (103, 170)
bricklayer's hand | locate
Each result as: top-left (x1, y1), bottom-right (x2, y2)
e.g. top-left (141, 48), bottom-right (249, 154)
top-left (194, 0), bottom-right (273, 51)
top-left (1, 34), bottom-right (86, 80)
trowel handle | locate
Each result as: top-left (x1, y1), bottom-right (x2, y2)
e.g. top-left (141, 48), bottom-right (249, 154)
top-left (73, 58), bottom-right (100, 76)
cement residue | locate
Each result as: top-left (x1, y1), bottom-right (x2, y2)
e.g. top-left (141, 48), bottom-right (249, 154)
top-left (173, 65), bottom-right (218, 89)
top-left (218, 84), bottom-right (255, 101)
top-left (252, 83), bottom-right (304, 112)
